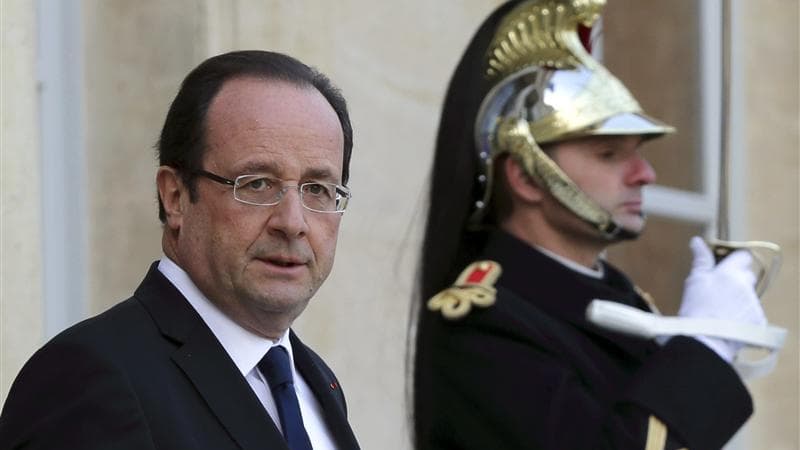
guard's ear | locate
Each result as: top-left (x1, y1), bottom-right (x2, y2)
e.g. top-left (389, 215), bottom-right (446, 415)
top-left (502, 157), bottom-right (545, 204)
top-left (156, 166), bottom-right (186, 231)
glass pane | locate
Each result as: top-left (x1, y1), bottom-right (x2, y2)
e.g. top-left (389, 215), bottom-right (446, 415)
top-left (602, 0), bottom-right (703, 192)
top-left (605, 216), bottom-right (706, 315)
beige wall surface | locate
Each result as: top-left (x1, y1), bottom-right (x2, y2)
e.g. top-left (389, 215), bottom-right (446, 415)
top-left (1, 1), bottom-right (798, 449)
top-left (739, 1), bottom-right (799, 449)
top-left (0, 0), bottom-right (44, 403)
top-left (83, 0), bottom-right (203, 313)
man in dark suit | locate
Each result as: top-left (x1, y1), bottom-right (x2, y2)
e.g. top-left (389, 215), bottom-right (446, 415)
top-left (1, 50), bottom-right (360, 450)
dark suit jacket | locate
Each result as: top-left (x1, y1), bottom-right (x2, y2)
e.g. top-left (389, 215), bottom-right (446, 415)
top-left (0, 262), bottom-right (360, 450)
top-left (415, 230), bottom-right (752, 450)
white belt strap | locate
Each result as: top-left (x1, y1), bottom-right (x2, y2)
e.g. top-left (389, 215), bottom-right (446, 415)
top-left (586, 300), bottom-right (787, 379)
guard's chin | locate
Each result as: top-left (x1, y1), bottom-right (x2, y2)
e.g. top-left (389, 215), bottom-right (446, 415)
top-left (609, 227), bottom-right (640, 242)
top-left (611, 214), bottom-right (646, 241)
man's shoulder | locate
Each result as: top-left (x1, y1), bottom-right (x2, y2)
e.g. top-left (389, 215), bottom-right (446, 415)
top-left (48, 261), bottom-right (184, 352)
top-left (57, 295), bottom-right (150, 339)
top-left (36, 262), bottom-right (177, 360)
top-left (0, 294), bottom-right (172, 450)
top-left (23, 295), bottom-right (155, 375)
top-left (1, 278), bottom-right (180, 417)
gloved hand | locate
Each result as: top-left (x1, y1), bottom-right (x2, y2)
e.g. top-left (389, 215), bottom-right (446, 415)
top-left (678, 236), bottom-right (767, 362)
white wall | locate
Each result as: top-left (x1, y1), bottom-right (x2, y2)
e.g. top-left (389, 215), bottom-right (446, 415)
top-left (1, 0), bottom-right (44, 402)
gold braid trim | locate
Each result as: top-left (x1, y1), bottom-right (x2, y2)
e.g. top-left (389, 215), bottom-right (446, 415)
top-left (644, 415), bottom-right (668, 450)
top-left (634, 285), bottom-right (661, 314)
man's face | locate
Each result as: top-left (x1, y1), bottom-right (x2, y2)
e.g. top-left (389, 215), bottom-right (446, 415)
top-left (174, 77), bottom-right (345, 336)
top-left (549, 134), bottom-right (656, 235)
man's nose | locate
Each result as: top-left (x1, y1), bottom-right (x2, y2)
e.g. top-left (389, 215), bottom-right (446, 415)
top-left (265, 188), bottom-right (309, 238)
top-left (626, 154), bottom-right (657, 186)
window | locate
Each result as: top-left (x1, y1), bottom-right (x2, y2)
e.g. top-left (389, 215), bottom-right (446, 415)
top-left (601, 0), bottom-right (728, 314)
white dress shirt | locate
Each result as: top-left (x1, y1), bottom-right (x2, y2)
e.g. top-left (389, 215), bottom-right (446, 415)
top-left (158, 257), bottom-right (337, 449)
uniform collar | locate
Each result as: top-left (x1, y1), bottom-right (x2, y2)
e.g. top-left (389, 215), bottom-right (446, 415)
top-left (483, 230), bottom-right (643, 325)
top-left (483, 230), bottom-right (658, 359)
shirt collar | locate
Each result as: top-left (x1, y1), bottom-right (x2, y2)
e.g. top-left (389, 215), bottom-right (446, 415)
top-left (157, 256), bottom-right (295, 377)
top-left (534, 245), bottom-right (605, 279)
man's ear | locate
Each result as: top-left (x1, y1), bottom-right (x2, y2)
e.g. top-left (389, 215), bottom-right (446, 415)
top-left (502, 156), bottom-right (545, 204)
top-left (156, 166), bottom-right (186, 231)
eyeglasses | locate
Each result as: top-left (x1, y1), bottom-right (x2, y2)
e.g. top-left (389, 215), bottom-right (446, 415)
top-left (193, 169), bottom-right (351, 213)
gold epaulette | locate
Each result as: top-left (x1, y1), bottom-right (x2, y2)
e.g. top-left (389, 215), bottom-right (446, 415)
top-left (427, 261), bottom-right (502, 320)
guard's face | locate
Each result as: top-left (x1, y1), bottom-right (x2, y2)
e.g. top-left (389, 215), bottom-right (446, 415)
top-left (175, 77), bottom-right (344, 336)
top-left (549, 135), bottom-right (656, 235)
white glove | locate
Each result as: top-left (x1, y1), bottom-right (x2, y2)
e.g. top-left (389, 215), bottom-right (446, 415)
top-left (678, 236), bottom-right (767, 362)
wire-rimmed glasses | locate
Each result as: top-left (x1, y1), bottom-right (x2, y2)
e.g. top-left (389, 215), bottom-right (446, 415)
top-left (193, 169), bottom-right (351, 213)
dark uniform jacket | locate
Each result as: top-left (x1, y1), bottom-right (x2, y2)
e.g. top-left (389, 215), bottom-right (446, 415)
top-left (0, 262), bottom-right (360, 450)
top-left (415, 230), bottom-right (752, 450)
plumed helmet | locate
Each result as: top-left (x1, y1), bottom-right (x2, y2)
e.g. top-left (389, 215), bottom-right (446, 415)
top-left (472, 0), bottom-right (674, 238)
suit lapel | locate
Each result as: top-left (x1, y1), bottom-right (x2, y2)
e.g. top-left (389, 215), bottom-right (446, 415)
top-left (291, 333), bottom-right (359, 449)
top-left (173, 329), bottom-right (288, 450)
top-left (135, 263), bottom-right (288, 450)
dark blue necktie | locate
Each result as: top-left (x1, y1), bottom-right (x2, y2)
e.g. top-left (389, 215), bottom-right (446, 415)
top-left (258, 346), bottom-right (314, 450)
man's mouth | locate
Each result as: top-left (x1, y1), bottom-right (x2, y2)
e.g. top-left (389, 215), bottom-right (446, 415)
top-left (260, 256), bottom-right (307, 268)
top-left (621, 200), bottom-right (642, 211)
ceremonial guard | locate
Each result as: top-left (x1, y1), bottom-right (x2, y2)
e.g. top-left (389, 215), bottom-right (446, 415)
top-left (412, 1), bottom-right (782, 449)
